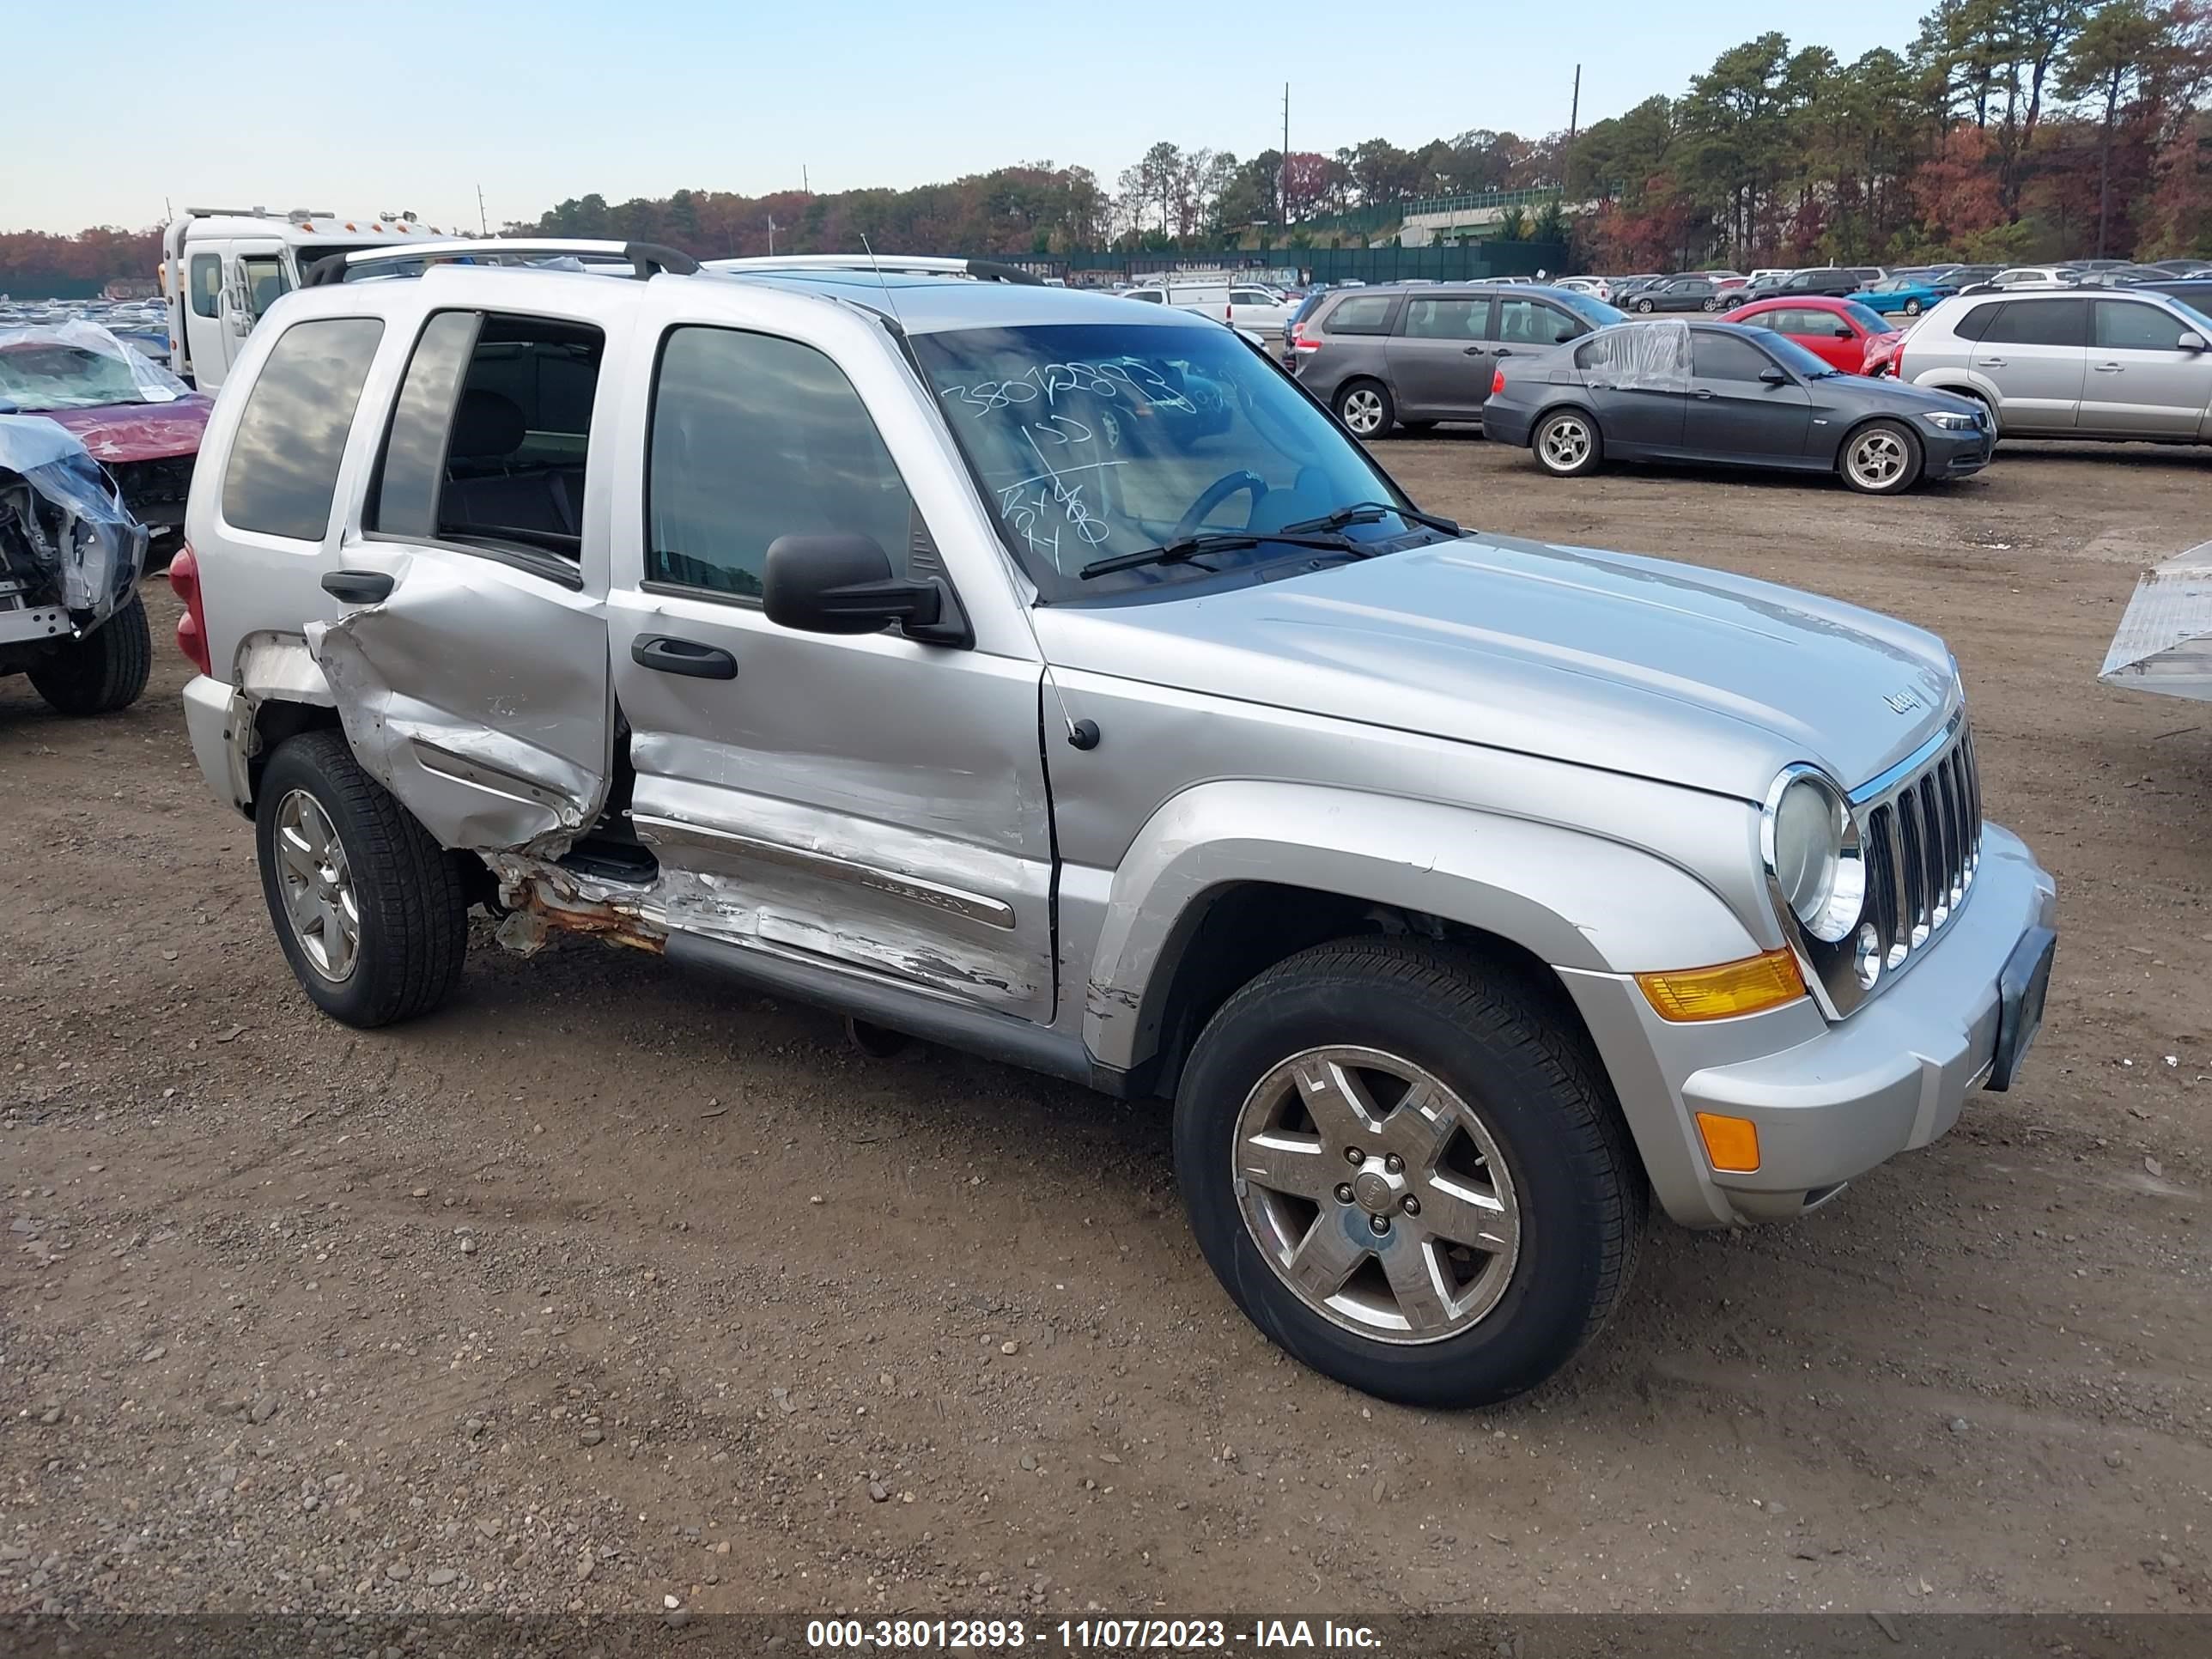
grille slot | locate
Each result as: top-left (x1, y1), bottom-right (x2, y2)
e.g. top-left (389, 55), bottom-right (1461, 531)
top-left (1802, 713), bottom-right (1982, 1016)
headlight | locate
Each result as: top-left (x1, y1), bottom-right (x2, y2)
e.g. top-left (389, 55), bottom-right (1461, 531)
top-left (1763, 769), bottom-right (1864, 945)
top-left (1923, 410), bottom-right (1978, 430)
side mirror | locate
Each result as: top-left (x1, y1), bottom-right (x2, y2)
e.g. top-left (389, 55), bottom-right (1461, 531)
top-left (763, 533), bottom-right (963, 644)
top-left (1759, 367), bottom-right (1790, 386)
top-left (2179, 331), bottom-right (2207, 352)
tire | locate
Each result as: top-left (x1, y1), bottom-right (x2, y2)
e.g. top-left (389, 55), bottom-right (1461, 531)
top-left (255, 730), bottom-right (469, 1029)
top-left (1700, 297), bottom-right (1720, 312)
top-left (1333, 380), bottom-right (1395, 440)
top-left (1635, 298), bottom-right (1656, 313)
top-left (1903, 298), bottom-right (1923, 317)
top-left (1175, 939), bottom-right (1645, 1407)
top-left (1838, 416), bottom-right (1924, 495)
top-left (1531, 407), bottom-right (1603, 477)
top-left (28, 593), bottom-right (151, 716)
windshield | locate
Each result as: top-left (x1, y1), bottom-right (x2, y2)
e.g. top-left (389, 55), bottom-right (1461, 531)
top-left (1758, 331), bottom-right (1843, 377)
top-left (0, 320), bottom-right (190, 413)
top-left (1844, 301), bottom-right (1892, 332)
top-left (911, 320), bottom-right (1435, 600)
top-left (1551, 289), bottom-right (1626, 328)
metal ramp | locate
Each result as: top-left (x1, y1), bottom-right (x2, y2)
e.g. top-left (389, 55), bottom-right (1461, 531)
top-left (2100, 541), bottom-right (2212, 703)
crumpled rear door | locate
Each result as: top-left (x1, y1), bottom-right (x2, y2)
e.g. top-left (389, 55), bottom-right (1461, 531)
top-left (308, 547), bottom-right (611, 853)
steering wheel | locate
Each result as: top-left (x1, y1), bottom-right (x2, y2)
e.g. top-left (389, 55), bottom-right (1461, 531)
top-left (1173, 470), bottom-right (1268, 542)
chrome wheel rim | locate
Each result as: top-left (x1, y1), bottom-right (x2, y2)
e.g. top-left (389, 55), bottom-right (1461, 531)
top-left (1340, 388), bottom-right (1384, 435)
top-left (1231, 1046), bottom-right (1521, 1345)
top-left (1905, 299), bottom-right (1922, 315)
top-left (1847, 428), bottom-right (1908, 489)
top-left (274, 789), bottom-right (360, 982)
top-left (1539, 416), bottom-right (1592, 471)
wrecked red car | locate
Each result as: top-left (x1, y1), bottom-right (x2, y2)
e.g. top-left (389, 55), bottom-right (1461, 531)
top-left (0, 320), bottom-right (210, 541)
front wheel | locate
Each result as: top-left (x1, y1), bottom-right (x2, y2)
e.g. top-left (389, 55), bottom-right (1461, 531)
top-left (1635, 298), bottom-right (1656, 313)
top-left (1839, 417), bottom-right (1923, 495)
top-left (1174, 939), bottom-right (1646, 1408)
top-left (28, 593), bottom-right (150, 716)
top-left (1333, 380), bottom-right (1394, 440)
top-left (255, 731), bottom-right (470, 1028)
top-left (1532, 408), bottom-right (1602, 477)
top-left (1903, 298), bottom-right (1923, 317)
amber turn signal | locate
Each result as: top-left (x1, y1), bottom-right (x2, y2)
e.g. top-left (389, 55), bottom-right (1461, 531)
top-left (1694, 1112), bottom-right (1762, 1173)
top-left (1636, 948), bottom-right (1806, 1022)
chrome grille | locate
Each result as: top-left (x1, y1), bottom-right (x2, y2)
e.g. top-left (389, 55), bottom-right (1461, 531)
top-left (1800, 714), bottom-right (1982, 1017)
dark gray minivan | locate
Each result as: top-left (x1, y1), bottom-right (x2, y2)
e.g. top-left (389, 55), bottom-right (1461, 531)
top-left (1291, 283), bottom-right (1625, 437)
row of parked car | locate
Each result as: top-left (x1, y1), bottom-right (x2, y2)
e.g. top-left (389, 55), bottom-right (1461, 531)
top-left (1284, 275), bottom-right (2212, 493)
top-left (1562, 258), bottom-right (2212, 319)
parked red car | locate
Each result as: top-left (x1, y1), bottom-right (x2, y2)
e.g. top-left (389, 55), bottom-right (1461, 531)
top-left (0, 321), bottom-right (210, 542)
top-left (1724, 295), bottom-right (1904, 376)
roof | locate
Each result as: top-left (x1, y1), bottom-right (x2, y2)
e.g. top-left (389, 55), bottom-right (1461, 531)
top-left (706, 269), bottom-right (1206, 335)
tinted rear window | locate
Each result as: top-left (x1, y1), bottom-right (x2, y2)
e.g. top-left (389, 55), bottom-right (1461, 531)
top-left (1323, 295), bottom-right (1397, 334)
top-left (221, 317), bottom-right (384, 541)
top-left (1982, 299), bottom-right (2088, 347)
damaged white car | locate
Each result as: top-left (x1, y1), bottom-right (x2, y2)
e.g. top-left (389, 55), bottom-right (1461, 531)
top-left (0, 415), bottom-right (153, 714)
top-left (175, 244), bottom-right (2057, 1407)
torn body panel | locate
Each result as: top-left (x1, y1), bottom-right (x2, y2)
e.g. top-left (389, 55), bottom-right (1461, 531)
top-left (483, 849), bottom-right (1043, 1011)
top-left (306, 553), bottom-right (611, 853)
top-left (0, 415), bottom-right (148, 648)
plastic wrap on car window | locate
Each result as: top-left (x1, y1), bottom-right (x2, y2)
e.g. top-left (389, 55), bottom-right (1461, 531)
top-left (0, 414), bottom-right (149, 631)
top-left (1580, 319), bottom-right (1692, 390)
top-left (0, 319), bottom-right (191, 410)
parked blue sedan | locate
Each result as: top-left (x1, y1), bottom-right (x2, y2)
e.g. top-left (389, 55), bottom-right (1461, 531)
top-left (1849, 274), bottom-right (1958, 318)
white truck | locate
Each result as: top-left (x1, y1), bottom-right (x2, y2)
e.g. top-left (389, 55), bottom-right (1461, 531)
top-left (160, 208), bottom-right (452, 392)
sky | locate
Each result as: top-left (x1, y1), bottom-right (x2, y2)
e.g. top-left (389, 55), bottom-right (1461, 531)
top-left (5, 1), bottom-right (1936, 235)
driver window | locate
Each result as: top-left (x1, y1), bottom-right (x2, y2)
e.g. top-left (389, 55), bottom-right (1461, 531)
top-left (647, 326), bottom-right (915, 601)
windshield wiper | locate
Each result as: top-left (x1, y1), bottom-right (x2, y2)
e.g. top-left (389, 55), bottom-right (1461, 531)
top-left (1279, 501), bottom-right (1462, 538)
top-left (1079, 529), bottom-right (1359, 580)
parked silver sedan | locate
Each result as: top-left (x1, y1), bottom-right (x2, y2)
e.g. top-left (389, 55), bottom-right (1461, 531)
top-left (1896, 289), bottom-right (2212, 441)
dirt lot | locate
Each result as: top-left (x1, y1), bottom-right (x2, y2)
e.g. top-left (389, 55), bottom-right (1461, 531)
top-left (3, 435), bottom-right (2207, 1623)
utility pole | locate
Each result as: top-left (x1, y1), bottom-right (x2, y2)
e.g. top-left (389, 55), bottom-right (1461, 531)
top-left (803, 165), bottom-right (810, 194)
top-left (1566, 65), bottom-right (1580, 191)
top-left (477, 185), bottom-right (488, 236)
top-left (766, 215), bottom-right (778, 255)
top-left (1279, 82), bottom-right (1291, 225)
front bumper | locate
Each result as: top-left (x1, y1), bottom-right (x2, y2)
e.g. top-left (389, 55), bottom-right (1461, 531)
top-left (1562, 823), bottom-right (2057, 1228)
top-left (1923, 424), bottom-right (1995, 477)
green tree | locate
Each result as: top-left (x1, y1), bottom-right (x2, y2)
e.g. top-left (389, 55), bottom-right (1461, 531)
top-left (2062, 0), bottom-right (2166, 250)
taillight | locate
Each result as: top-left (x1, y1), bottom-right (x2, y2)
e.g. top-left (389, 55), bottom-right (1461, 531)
top-left (168, 542), bottom-right (212, 676)
top-left (1491, 368), bottom-right (1506, 397)
top-left (1291, 322), bottom-right (1321, 352)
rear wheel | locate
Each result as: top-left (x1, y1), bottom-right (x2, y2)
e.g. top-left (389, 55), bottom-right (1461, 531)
top-left (28, 594), bottom-right (150, 716)
top-left (255, 731), bottom-right (469, 1028)
top-left (1839, 417), bottom-right (1923, 495)
top-left (1635, 298), bottom-right (1656, 313)
top-left (1903, 297), bottom-right (1923, 317)
top-left (1333, 380), bottom-right (1394, 440)
top-left (1532, 408), bottom-right (1602, 477)
top-left (1173, 939), bottom-right (1645, 1407)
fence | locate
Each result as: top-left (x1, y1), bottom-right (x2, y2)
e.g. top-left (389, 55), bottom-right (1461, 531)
top-left (1294, 185), bottom-right (1582, 239)
top-left (1021, 244), bottom-right (1571, 284)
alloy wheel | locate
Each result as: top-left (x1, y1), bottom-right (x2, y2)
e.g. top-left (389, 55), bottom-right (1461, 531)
top-left (1340, 388), bottom-right (1385, 436)
top-left (1539, 415), bottom-right (1593, 471)
top-left (1231, 1046), bottom-right (1521, 1344)
top-left (274, 789), bottom-right (361, 982)
top-left (1846, 428), bottom-right (1909, 490)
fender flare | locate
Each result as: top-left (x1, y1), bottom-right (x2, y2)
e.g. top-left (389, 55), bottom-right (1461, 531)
top-left (1082, 781), bottom-right (1763, 1073)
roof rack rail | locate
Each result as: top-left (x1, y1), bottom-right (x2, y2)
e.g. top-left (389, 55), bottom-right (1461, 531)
top-left (705, 253), bottom-right (1045, 286)
top-left (300, 238), bottom-right (702, 288)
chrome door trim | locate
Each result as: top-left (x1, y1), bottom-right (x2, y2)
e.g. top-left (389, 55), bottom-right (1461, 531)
top-left (630, 811), bottom-right (1018, 930)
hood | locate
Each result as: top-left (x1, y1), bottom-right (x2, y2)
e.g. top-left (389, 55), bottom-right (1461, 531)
top-left (40, 395), bottom-right (212, 465)
top-left (1033, 534), bottom-right (1960, 802)
top-left (1851, 374), bottom-right (1979, 416)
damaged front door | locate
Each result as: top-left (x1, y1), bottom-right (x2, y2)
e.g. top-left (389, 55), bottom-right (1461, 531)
top-left (308, 305), bottom-right (616, 852)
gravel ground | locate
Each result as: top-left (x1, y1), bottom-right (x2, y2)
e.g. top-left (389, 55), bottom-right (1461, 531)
top-left (1, 433), bottom-right (2206, 1621)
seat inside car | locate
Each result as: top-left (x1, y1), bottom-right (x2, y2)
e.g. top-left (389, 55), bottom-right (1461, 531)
top-left (439, 387), bottom-right (584, 544)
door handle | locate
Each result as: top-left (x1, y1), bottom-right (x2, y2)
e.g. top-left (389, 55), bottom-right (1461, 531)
top-left (631, 635), bottom-right (738, 680)
top-left (1692, 387), bottom-right (1715, 399)
top-left (321, 569), bottom-right (394, 605)
top-left (1462, 344), bottom-right (1486, 356)
top-left (1978, 356), bottom-right (2008, 368)
top-left (2091, 361), bottom-right (2123, 373)
top-left (1493, 348), bottom-right (1514, 358)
